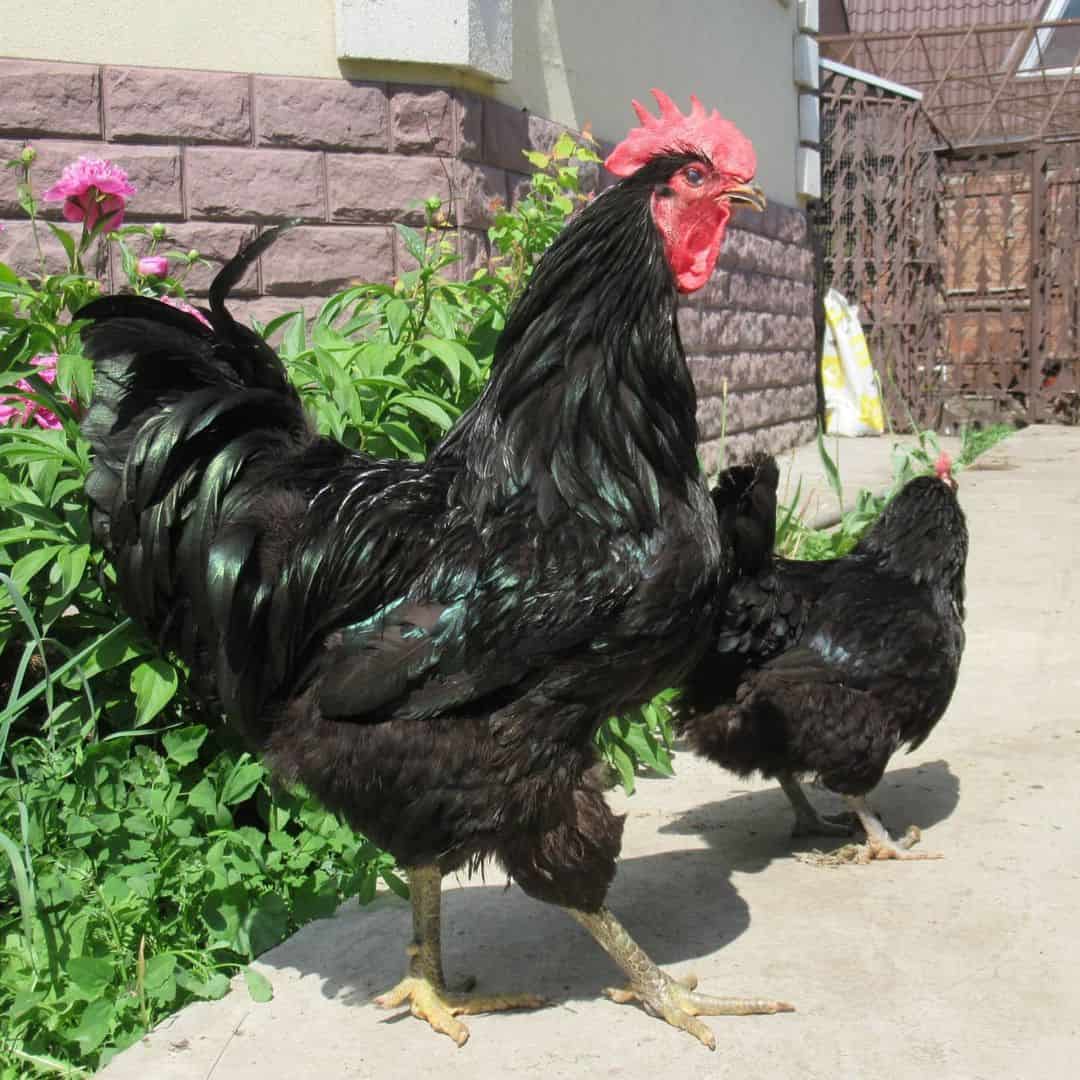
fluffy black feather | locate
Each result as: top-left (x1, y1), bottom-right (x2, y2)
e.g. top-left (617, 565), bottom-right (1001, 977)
top-left (680, 460), bottom-right (968, 799)
top-left (80, 163), bottom-right (730, 913)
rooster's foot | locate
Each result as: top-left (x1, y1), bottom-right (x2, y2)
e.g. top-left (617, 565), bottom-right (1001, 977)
top-left (605, 971), bottom-right (794, 1050)
top-left (569, 905), bottom-right (793, 1051)
top-left (374, 975), bottom-right (545, 1047)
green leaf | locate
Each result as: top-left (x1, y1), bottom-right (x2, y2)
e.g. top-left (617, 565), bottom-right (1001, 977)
top-left (177, 969), bottom-right (231, 1000)
top-left (67, 955), bottom-right (114, 998)
top-left (608, 741), bottom-right (637, 795)
top-left (55, 542), bottom-right (91, 596)
top-left (378, 420), bottom-right (425, 460)
top-left (816, 424), bottom-right (844, 507)
top-left (143, 953), bottom-right (177, 998)
top-left (552, 131), bottom-right (578, 161)
top-left (395, 223), bottom-right (426, 265)
top-left (385, 299), bottom-right (410, 343)
top-left (188, 778), bottom-right (219, 816)
top-left (130, 658), bottom-right (179, 725)
top-left (56, 351), bottom-right (94, 404)
top-left (45, 222), bottom-right (78, 267)
top-left (71, 998), bottom-right (115, 1055)
top-left (221, 759), bottom-right (265, 805)
top-left (249, 891), bottom-right (290, 955)
top-left (163, 724), bottom-right (208, 766)
top-left (390, 394), bottom-right (454, 431)
top-left (522, 150), bottom-right (551, 169)
top-left (283, 312), bottom-right (307, 358)
top-left (243, 966), bottom-right (274, 1003)
top-left (9, 544), bottom-right (62, 593)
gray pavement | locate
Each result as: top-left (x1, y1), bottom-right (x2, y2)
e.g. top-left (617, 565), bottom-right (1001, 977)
top-left (100, 425), bottom-right (1080, 1079)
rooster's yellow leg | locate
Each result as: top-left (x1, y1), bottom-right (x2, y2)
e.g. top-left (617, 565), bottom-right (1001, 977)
top-left (374, 864), bottom-right (546, 1046)
top-left (568, 905), bottom-right (794, 1051)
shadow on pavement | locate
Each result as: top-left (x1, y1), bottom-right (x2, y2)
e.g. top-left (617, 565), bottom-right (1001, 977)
top-left (660, 759), bottom-right (961, 873)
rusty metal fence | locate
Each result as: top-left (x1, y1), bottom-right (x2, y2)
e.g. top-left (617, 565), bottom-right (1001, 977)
top-left (817, 62), bottom-right (1080, 427)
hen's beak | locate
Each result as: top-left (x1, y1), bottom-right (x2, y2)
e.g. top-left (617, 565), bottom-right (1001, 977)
top-left (726, 183), bottom-right (766, 212)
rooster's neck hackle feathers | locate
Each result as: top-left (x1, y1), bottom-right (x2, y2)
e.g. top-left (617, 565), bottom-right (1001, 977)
top-left (438, 164), bottom-right (703, 532)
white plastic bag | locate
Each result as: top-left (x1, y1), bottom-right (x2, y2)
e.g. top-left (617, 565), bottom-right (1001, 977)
top-left (821, 288), bottom-right (885, 437)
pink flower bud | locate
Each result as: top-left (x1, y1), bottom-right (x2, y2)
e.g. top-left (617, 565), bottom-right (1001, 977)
top-left (137, 255), bottom-right (170, 278)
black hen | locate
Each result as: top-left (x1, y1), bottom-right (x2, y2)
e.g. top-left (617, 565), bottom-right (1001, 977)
top-left (79, 92), bottom-right (789, 1048)
top-left (680, 453), bottom-right (968, 861)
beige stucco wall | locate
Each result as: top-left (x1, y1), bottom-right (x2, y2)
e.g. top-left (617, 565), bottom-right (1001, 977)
top-left (3, 0), bottom-right (800, 203)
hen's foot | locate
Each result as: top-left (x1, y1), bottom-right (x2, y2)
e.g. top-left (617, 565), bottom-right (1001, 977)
top-left (779, 772), bottom-right (857, 838)
top-left (791, 810), bottom-right (858, 838)
top-left (569, 906), bottom-right (793, 1051)
top-left (795, 794), bottom-right (944, 866)
top-left (606, 971), bottom-right (794, 1050)
top-left (375, 976), bottom-right (545, 1047)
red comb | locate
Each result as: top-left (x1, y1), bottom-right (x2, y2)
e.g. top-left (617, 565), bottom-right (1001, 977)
top-left (605, 89), bottom-right (757, 180)
top-left (934, 451), bottom-right (953, 477)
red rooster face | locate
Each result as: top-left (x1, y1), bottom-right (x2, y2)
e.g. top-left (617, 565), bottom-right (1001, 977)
top-left (606, 89), bottom-right (765, 294)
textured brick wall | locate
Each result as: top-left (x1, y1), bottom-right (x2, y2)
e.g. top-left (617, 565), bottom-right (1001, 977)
top-left (682, 203), bottom-right (818, 469)
top-left (0, 57), bottom-right (816, 462)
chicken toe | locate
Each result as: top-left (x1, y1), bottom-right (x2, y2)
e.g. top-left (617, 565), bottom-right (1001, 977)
top-left (570, 906), bottom-right (793, 1050)
top-left (375, 977), bottom-right (546, 1047)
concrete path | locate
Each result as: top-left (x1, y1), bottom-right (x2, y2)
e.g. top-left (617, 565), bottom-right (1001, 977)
top-left (100, 426), bottom-right (1080, 1080)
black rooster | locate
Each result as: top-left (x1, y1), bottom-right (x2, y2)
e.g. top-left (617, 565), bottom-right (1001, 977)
top-left (680, 452), bottom-right (968, 861)
top-left (78, 90), bottom-right (787, 1048)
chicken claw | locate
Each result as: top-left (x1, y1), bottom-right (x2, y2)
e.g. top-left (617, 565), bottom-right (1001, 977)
top-left (604, 970), bottom-right (794, 1050)
top-left (570, 906), bottom-right (793, 1050)
top-left (375, 976), bottom-right (545, 1047)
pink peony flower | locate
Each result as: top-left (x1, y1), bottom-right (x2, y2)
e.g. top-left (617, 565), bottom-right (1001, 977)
top-left (42, 157), bottom-right (136, 234)
top-left (138, 255), bottom-right (169, 278)
top-left (158, 294), bottom-right (212, 328)
top-left (0, 354), bottom-right (64, 430)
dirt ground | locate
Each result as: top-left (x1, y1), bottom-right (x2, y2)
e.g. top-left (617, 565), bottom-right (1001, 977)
top-left (100, 425), bottom-right (1080, 1080)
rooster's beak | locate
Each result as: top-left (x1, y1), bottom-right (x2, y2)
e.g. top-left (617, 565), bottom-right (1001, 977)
top-left (726, 183), bottom-right (766, 212)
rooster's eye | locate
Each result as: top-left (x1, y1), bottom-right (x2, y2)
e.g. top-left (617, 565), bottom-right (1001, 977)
top-left (685, 166), bottom-right (705, 187)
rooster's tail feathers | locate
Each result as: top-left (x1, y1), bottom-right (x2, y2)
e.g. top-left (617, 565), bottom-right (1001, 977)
top-left (79, 226), bottom-right (314, 700)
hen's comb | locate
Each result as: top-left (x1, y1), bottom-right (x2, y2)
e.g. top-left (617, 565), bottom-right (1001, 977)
top-left (605, 89), bottom-right (757, 180)
top-left (934, 450), bottom-right (953, 479)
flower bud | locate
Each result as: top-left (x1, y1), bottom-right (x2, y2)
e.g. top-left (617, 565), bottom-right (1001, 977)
top-left (137, 255), bottom-right (169, 278)
top-left (150, 223), bottom-right (167, 240)
top-left (20, 146), bottom-right (37, 164)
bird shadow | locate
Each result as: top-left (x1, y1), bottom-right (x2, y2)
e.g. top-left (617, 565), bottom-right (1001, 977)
top-left (259, 845), bottom-right (751, 1011)
top-left (660, 759), bottom-right (961, 874)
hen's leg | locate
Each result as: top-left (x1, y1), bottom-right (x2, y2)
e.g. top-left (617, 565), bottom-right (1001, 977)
top-left (569, 906), bottom-right (793, 1050)
top-left (374, 864), bottom-right (545, 1046)
top-left (844, 794), bottom-right (942, 862)
top-left (778, 771), bottom-right (856, 837)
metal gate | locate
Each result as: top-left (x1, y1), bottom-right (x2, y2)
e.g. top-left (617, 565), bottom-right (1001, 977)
top-left (941, 143), bottom-right (1080, 423)
top-left (816, 69), bottom-right (948, 428)
top-left (817, 42), bottom-right (1080, 427)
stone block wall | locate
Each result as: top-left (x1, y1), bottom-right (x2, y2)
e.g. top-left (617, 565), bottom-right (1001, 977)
top-left (681, 202), bottom-right (818, 470)
top-left (0, 57), bottom-right (817, 463)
